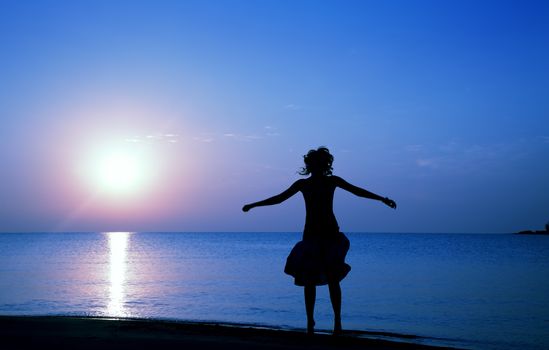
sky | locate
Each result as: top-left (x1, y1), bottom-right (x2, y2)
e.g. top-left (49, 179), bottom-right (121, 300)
top-left (0, 0), bottom-right (548, 233)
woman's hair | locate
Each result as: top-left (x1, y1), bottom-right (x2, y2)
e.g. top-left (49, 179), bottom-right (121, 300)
top-left (299, 147), bottom-right (334, 176)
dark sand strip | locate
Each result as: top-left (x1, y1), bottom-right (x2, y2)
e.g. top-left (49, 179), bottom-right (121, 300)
top-left (0, 316), bottom-right (461, 350)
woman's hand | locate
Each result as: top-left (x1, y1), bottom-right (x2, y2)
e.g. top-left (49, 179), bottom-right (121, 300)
top-left (242, 204), bottom-right (253, 212)
top-left (382, 197), bottom-right (397, 209)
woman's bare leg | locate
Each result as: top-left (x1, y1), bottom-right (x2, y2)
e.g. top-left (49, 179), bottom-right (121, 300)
top-left (304, 285), bottom-right (316, 334)
top-left (328, 282), bottom-right (342, 334)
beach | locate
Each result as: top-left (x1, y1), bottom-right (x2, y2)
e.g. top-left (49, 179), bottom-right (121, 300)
top-left (0, 316), bottom-right (459, 350)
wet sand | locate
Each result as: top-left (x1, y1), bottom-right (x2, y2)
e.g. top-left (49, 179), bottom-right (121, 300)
top-left (0, 316), bottom-right (461, 350)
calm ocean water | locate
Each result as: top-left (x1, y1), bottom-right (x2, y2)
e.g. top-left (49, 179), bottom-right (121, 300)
top-left (0, 232), bottom-right (548, 349)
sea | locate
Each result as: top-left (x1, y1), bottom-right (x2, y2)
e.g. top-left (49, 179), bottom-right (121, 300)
top-left (0, 232), bottom-right (548, 350)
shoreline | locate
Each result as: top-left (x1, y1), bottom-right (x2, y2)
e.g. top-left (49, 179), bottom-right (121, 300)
top-left (0, 315), bottom-right (463, 350)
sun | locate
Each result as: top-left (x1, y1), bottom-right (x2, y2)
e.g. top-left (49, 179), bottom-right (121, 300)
top-left (97, 152), bottom-right (142, 194)
top-left (81, 143), bottom-right (155, 198)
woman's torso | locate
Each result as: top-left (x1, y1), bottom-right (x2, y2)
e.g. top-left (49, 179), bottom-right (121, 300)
top-left (299, 175), bottom-right (339, 240)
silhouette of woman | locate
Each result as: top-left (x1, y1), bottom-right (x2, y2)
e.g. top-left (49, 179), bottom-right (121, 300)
top-left (242, 147), bottom-right (396, 335)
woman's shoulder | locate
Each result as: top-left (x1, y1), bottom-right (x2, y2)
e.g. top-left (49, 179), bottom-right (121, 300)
top-left (297, 175), bottom-right (342, 186)
top-left (310, 175), bottom-right (342, 187)
top-left (328, 175), bottom-right (344, 184)
top-left (290, 178), bottom-right (307, 189)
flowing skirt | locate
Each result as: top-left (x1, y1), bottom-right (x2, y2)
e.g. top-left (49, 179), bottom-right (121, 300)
top-left (284, 232), bottom-right (351, 286)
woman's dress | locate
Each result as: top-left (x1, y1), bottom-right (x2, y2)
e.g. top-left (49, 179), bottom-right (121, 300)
top-left (283, 176), bottom-right (351, 286)
top-left (284, 231), bottom-right (351, 286)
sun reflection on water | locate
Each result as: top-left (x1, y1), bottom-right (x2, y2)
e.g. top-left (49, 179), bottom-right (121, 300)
top-left (107, 232), bottom-right (130, 317)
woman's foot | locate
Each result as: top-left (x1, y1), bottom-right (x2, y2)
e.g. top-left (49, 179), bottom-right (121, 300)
top-left (307, 320), bottom-right (315, 335)
top-left (333, 318), bottom-right (342, 336)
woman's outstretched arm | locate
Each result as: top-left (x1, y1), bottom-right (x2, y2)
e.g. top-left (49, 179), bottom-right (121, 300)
top-left (334, 176), bottom-right (397, 209)
top-left (242, 180), bottom-right (303, 212)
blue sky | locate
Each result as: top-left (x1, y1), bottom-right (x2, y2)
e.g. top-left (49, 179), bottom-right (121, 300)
top-left (0, 0), bottom-right (548, 233)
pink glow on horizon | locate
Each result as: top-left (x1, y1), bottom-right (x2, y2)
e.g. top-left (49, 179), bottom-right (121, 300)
top-left (35, 100), bottom-right (207, 231)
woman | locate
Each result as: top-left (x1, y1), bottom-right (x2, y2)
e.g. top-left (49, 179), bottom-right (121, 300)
top-left (242, 147), bottom-right (396, 335)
